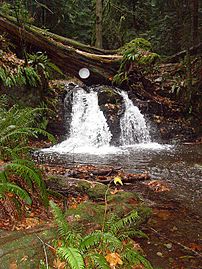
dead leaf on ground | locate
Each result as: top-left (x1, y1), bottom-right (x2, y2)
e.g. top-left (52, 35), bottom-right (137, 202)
top-left (189, 243), bottom-right (202, 251)
top-left (105, 252), bottom-right (123, 268)
top-left (132, 265), bottom-right (145, 269)
top-left (53, 258), bottom-right (66, 269)
top-left (145, 180), bottom-right (170, 192)
top-left (9, 262), bottom-right (18, 269)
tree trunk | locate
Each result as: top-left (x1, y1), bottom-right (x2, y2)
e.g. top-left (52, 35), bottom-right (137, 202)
top-left (0, 14), bottom-right (121, 84)
top-left (192, 0), bottom-right (199, 46)
top-left (95, 0), bottom-right (103, 49)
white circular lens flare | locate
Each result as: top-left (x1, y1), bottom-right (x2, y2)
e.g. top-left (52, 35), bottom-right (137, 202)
top-left (79, 68), bottom-right (90, 79)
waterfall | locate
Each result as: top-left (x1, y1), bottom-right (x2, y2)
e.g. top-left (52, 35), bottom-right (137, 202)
top-left (120, 91), bottom-right (151, 145)
top-left (44, 86), bottom-right (153, 154)
top-left (48, 88), bottom-right (112, 153)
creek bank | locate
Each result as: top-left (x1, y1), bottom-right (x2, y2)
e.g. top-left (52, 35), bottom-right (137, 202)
top-left (127, 182), bottom-right (202, 269)
top-left (0, 161), bottom-right (201, 268)
top-left (43, 163), bottom-right (202, 268)
top-left (0, 165), bottom-right (152, 268)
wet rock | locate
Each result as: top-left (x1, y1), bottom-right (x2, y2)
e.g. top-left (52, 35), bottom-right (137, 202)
top-left (97, 86), bottom-right (124, 145)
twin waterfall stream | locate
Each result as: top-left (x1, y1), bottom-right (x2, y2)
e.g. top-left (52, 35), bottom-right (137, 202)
top-left (44, 86), bottom-right (160, 155)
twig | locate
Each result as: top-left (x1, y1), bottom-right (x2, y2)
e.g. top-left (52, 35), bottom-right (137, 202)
top-left (36, 235), bottom-right (49, 269)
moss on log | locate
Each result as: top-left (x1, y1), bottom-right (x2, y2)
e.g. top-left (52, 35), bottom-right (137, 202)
top-left (0, 14), bottom-right (122, 84)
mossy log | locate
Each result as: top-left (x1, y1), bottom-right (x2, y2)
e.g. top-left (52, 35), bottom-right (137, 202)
top-left (0, 14), bottom-right (122, 84)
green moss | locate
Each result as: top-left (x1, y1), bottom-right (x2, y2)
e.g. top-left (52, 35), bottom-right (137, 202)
top-left (0, 228), bottom-right (54, 269)
top-left (119, 38), bottom-right (152, 54)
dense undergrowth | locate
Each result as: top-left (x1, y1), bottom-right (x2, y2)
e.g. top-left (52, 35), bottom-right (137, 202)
top-left (0, 95), bottom-right (55, 223)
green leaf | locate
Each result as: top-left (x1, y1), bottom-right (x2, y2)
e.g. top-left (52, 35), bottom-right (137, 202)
top-left (89, 253), bottom-right (110, 269)
top-left (0, 182), bottom-right (32, 204)
top-left (80, 231), bottom-right (102, 251)
top-left (57, 246), bottom-right (85, 269)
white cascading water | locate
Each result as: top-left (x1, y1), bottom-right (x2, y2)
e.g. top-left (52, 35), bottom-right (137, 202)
top-left (47, 88), bottom-right (113, 153)
top-left (42, 87), bottom-right (167, 155)
top-left (120, 91), bottom-right (151, 145)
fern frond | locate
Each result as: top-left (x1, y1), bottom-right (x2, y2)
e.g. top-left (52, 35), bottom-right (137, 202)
top-left (124, 249), bottom-right (153, 269)
top-left (110, 211), bottom-right (139, 235)
top-left (88, 253), bottom-right (110, 269)
top-left (5, 161), bottom-right (48, 206)
top-left (0, 170), bottom-right (8, 183)
top-left (50, 200), bottom-right (76, 243)
top-left (80, 231), bottom-right (102, 251)
top-left (28, 127), bottom-right (56, 143)
top-left (57, 246), bottom-right (85, 269)
top-left (24, 66), bottom-right (40, 86)
top-left (102, 232), bottom-right (122, 251)
top-left (119, 229), bottom-right (148, 240)
top-left (0, 182), bottom-right (32, 204)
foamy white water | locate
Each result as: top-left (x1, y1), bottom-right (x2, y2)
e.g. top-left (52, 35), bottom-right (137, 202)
top-left (121, 142), bottom-right (172, 151)
top-left (44, 89), bottom-right (115, 154)
top-left (120, 91), bottom-right (151, 144)
top-left (43, 87), bottom-right (170, 155)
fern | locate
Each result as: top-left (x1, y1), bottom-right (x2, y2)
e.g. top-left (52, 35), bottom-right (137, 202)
top-left (0, 182), bottom-right (32, 204)
top-left (109, 210), bottom-right (139, 235)
top-left (50, 202), bottom-right (153, 269)
top-left (0, 104), bottom-right (55, 159)
top-left (57, 246), bottom-right (85, 269)
top-left (88, 253), bottom-right (110, 269)
top-left (50, 200), bottom-right (79, 244)
top-left (28, 51), bottom-right (63, 78)
top-left (4, 160), bottom-right (48, 206)
top-left (114, 38), bottom-right (160, 85)
top-left (124, 248), bottom-right (153, 269)
top-left (80, 231), bottom-right (102, 251)
top-left (101, 232), bottom-right (122, 251)
top-left (24, 66), bottom-right (40, 86)
top-left (0, 66), bottom-right (40, 87)
top-left (119, 229), bottom-right (148, 241)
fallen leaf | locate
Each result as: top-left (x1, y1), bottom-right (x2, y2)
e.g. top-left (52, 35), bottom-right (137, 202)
top-left (146, 180), bottom-right (170, 192)
top-left (114, 176), bottom-right (123, 186)
top-left (110, 189), bottom-right (121, 195)
top-left (9, 262), bottom-right (18, 269)
top-left (53, 258), bottom-right (66, 269)
top-left (132, 265), bottom-right (145, 269)
top-left (189, 243), bottom-right (202, 251)
top-left (105, 252), bottom-right (123, 268)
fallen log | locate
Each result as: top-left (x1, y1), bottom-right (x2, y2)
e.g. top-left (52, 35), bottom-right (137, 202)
top-left (46, 175), bottom-right (108, 199)
top-left (0, 14), bottom-right (122, 84)
top-left (96, 173), bottom-right (151, 184)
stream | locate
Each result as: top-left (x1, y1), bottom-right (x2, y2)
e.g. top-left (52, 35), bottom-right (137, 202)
top-left (37, 143), bottom-right (202, 215)
top-left (35, 143), bottom-right (202, 268)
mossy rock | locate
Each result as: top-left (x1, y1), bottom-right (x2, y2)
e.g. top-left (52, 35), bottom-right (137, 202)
top-left (63, 191), bottom-right (151, 233)
top-left (97, 86), bottom-right (123, 106)
top-left (46, 175), bottom-right (108, 199)
top-left (78, 180), bottom-right (108, 199)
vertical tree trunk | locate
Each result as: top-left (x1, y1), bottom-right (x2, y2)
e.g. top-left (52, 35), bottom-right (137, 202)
top-left (192, 0), bottom-right (199, 46)
top-left (95, 0), bottom-right (103, 48)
